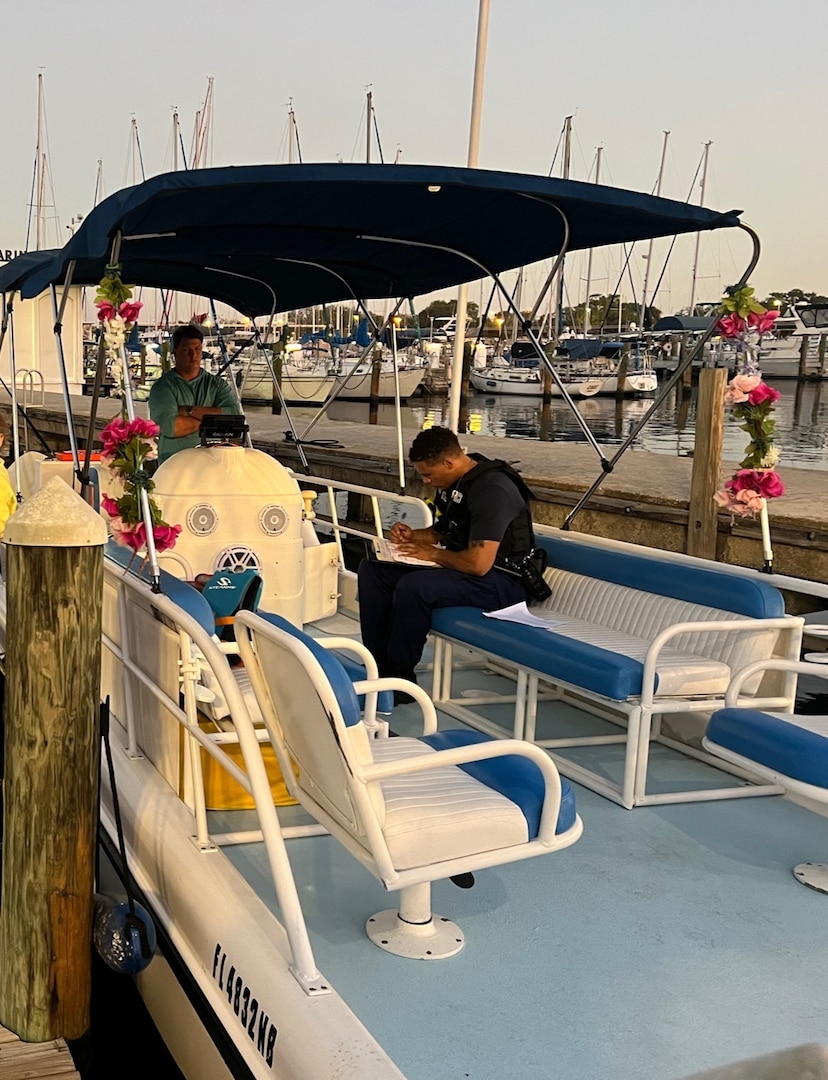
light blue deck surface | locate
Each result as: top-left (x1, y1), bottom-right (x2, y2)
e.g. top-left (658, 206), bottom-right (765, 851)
top-left (214, 667), bottom-right (828, 1080)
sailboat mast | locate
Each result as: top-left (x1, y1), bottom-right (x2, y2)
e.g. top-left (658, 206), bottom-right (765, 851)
top-left (366, 89), bottom-right (373, 163)
top-left (35, 74), bottom-right (45, 251)
top-left (288, 103), bottom-right (296, 164)
top-left (689, 140), bottom-right (712, 315)
top-left (552, 115), bottom-right (572, 336)
top-left (641, 130), bottom-right (669, 327)
top-left (583, 145), bottom-right (602, 335)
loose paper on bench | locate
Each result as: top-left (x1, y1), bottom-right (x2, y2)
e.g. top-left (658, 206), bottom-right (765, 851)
top-left (484, 602), bottom-right (561, 629)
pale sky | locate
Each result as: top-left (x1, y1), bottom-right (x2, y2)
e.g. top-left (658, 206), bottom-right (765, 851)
top-left (2, 0), bottom-right (826, 316)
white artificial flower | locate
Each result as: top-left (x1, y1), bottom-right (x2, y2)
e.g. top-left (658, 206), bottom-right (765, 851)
top-left (761, 446), bottom-right (780, 468)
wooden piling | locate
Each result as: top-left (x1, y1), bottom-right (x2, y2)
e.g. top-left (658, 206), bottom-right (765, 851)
top-left (686, 367), bottom-right (727, 560)
top-left (0, 478), bottom-right (108, 1043)
top-left (818, 333), bottom-right (828, 378)
top-left (369, 346), bottom-right (382, 407)
top-left (270, 346), bottom-right (283, 415)
top-left (679, 336), bottom-right (693, 395)
top-left (615, 352), bottom-right (629, 399)
top-left (798, 335), bottom-right (811, 378)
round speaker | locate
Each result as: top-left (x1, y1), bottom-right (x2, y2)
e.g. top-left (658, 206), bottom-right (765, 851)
top-left (187, 504), bottom-right (218, 536)
top-left (259, 505), bottom-right (289, 536)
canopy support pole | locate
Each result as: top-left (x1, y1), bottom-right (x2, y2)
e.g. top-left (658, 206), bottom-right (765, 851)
top-left (296, 298), bottom-right (406, 442)
top-left (107, 234), bottom-right (162, 591)
top-left (1, 294), bottom-right (23, 489)
top-left (362, 225), bottom-right (611, 464)
top-left (562, 222), bottom-right (762, 529)
top-left (50, 261), bottom-right (81, 476)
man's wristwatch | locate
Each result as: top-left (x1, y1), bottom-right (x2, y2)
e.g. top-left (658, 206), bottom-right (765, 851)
top-left (184, 405), bottom-right (194, 416)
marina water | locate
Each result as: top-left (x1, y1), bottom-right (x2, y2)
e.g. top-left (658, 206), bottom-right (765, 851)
top-left (247, 378), bottom-right (828, 472)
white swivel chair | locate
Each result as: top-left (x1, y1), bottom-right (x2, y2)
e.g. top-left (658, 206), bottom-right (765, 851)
top-left (235, 611), bottom-right (583, 959)
top-left (704, 653), bottom-right (828, 894)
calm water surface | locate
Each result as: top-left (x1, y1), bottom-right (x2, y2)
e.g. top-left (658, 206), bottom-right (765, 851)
top-left (250, 378), bottom-right (828, 472)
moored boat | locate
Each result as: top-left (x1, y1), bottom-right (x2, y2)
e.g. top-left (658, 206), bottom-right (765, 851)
top-left (2, 164), bottom-right (826, 1080)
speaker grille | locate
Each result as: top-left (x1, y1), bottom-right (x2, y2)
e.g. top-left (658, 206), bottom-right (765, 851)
top-left (215, 547), bottom-right (262, 574)
top-left (187, 504), bottom-right (218, 536)
top-left (259, 504), bottom-right (289, 536)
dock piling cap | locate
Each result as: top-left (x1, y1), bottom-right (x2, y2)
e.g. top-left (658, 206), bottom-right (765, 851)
top-left (4, 476), bottom-right (109, 548)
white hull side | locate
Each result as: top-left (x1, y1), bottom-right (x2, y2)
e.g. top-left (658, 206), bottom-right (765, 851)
top-left (241, 366), bottom-right (425, 404)
top-left (470, 369), bottom-right (657, 397)
top-left (99, 728), bottom-right (405, 1080)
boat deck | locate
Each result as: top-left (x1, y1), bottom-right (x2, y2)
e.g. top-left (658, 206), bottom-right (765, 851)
top-left (209, 639), bottom-right (828, 1080)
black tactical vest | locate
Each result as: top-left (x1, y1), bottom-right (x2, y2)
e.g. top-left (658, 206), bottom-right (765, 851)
top-left (433, 454), bottom-right (535, 557)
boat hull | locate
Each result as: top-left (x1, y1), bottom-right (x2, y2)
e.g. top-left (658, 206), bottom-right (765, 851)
top-left (241, 365), bottom-right (425, 404)
top-left (469, 368), bottom-right (657, 397)
top-left (98, 719), bottom-right (405, 1080)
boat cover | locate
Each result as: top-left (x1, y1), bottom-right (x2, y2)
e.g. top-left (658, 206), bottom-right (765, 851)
top-left (4, 163), bottom-right (741, 315)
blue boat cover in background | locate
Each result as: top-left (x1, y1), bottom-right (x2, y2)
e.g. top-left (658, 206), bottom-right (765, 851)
top-left (2, 163), bottom-right (742, 315)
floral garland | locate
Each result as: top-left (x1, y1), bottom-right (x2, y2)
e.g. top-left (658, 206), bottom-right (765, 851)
top-left (99, 417), bottom-right (181, 553)
top-left (713, 376), bottom-right (784, 517)
top-left (715, 284), bottom-right (778, 372)
top-left (712, 285), bottom-right (785, 518)
top-left (94, 265), bottom-right (143, 392)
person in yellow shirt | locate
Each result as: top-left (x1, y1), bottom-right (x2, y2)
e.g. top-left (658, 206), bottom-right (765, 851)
top-left (0, 414), bottom-right (18, 538)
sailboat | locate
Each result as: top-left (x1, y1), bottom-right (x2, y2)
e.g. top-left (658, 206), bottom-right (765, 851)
top-left (2, 164), bottom-right (826, 1080)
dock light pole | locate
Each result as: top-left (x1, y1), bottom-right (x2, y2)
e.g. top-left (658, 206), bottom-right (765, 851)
top-left (447, 0), bottom-right (490, 433)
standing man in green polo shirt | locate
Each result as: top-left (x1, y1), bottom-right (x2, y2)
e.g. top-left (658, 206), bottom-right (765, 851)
top-left (149, 324), bottom-right (241, 463)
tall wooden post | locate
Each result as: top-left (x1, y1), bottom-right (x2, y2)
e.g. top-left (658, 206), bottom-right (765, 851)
top-left (687, 367), bottom-right (727, 560)
top-left (615, 351), bottom-right (629, 399)
top-left (818, 333), bottom-right (828, 378)
top-left (0, 478), bottom-right (108, 1042)
top-left (798, 335), bottom-right (811, 379)
top-left (270, 346), bottom-right (283, 416)
top-left (369, 345), bottom-right (382, 409)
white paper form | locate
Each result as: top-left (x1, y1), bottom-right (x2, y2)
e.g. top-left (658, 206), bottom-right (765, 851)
top-left (483, 602), bottom-right (561, 629)
top-left (372, 536), bottom-right (441, 568)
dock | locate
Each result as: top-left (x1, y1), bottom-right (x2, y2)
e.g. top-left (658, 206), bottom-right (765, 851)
top-left (6, 388), bottom-right (828, 606)
top-left (0, 1025), bottom-right (80, 1078)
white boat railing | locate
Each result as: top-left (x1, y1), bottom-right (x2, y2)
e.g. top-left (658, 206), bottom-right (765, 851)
top-left (291, 471), bottom-right (433, 568)
top-left (101, 558), bottom-right (329, 995)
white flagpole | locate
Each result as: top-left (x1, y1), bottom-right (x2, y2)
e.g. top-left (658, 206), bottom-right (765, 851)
top-left (447, 0), bottom-right (490, 433)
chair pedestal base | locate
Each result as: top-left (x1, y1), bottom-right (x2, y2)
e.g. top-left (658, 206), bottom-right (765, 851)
top-left (794, 862), bottom-right (828, 894)
top-left (366, 909), bottom-right (465, 959)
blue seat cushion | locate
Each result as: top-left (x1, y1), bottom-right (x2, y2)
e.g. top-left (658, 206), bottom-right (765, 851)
top-left (535, 535), bottom-right (784, 619)
top-left (431, 606), bottom-right (646, 701)
top-left (331, 651), bottom-right (394, 716)
top-left (707, 708), bottom-right (828, 790)
top-left (105, 541), bottom-right (216, 636)
top-left (257, 612), bottom-right (363, 726)
top-left (421, 729), bottom-right (577, 838)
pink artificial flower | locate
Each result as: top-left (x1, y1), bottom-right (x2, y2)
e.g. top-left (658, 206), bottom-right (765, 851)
top-left (713, 487), bottom-right (765, 518)
top-left (153, 523), bottom-right (182, 553)
top-left (100, 416), bottom-right (161, 457)
top-left (717, 313), bottom-right (746, 340)
top-left (747, 382), bottom-right (781, 406)
top-left (119, 301), bottom-right (143, 324)
top-left (126, 417), bottom-right (160, 440)
top-left (100, 494), bottom-right (121, 518)
top-left (729, 469), bottom-right (785, 499)
top-left (747, 310), bottom-right (779, 334)
top-left (95, 300), bottom-right (117, 323)
top-left (121, 521), bottom-right (147, 553)
top-left (724, 374), bottom-right (762, 405)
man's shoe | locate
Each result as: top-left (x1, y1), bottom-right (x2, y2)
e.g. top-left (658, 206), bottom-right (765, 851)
top-left (393, 688), bottom-right (416, 706)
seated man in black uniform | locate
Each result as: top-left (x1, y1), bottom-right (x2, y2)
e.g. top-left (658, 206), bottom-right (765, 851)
top-left (357, 426), bottom-right (536, 700)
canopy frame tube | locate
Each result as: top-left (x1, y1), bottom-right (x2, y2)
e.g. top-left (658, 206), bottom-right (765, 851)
top-left (562, 222), bottom-right (762, 529)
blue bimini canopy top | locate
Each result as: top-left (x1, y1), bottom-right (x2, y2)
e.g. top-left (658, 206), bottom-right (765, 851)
top-left (6, 163), bottom-right (742, 316)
